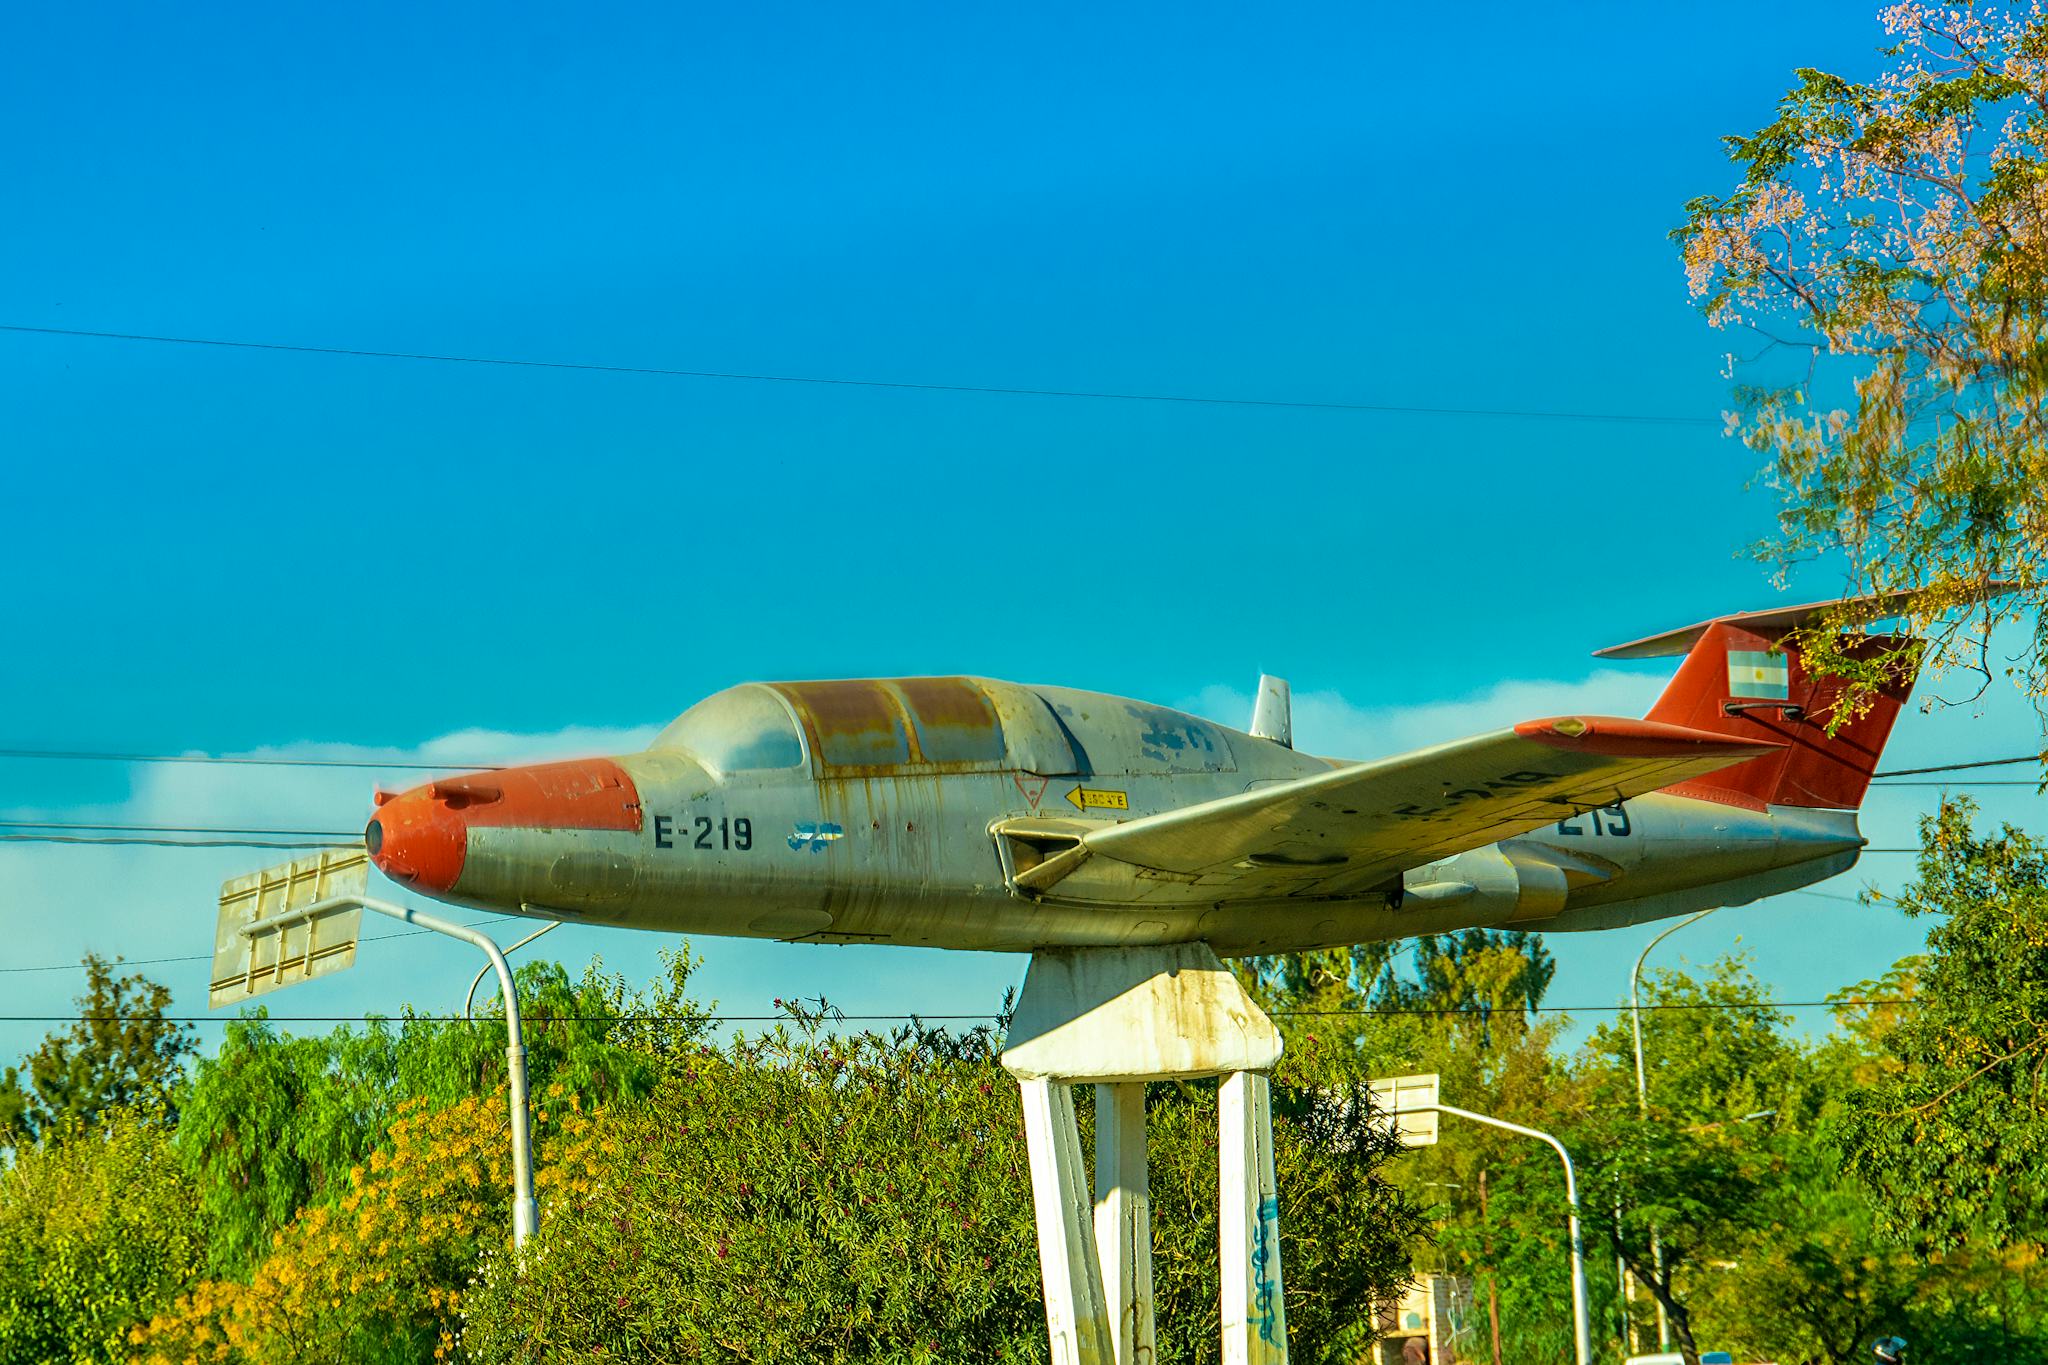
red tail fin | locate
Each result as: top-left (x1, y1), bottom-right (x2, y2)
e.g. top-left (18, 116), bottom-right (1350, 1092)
top-left (1603, 620), bottom-right (1918, 811)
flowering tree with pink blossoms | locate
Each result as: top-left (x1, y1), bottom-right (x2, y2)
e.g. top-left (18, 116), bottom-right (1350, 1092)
top-left (1678, 3), bottom-right (2048, 699)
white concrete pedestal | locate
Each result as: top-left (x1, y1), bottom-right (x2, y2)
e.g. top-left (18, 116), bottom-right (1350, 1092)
top-left (1001, 942), bottom-right (1289, 1365)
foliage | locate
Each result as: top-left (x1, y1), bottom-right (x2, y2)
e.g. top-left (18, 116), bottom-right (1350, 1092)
top-left (1249, 930), bottom-right (1592, 1365)
top-left (134, 1094), bottom-right (508, 1365)
top-left (1144, 1032), bottom-right (1431, 1364)
top-left (1576, 957), bottom-right (1809, 1365)
top-left (461, 1009), bottom-right (1426, 1365)
top-left (1832, 797), bottom-right (2048, 1252)
top-left (13, 910), bottom-right (2048, 1364)
top-left (0, 956), bottom-right (196, 1149)
top-left (1577, 1112), bottom-right (1780, 1365)
top-left (1240, 929), bottom-right (1553, 1038)
top-left (1675, 1), bottom-right (2048, 694)
top-left (462, 1016), bottom-right (1043, 1364)
top-left (176, 951), bottom-right (693, 1276)
top-left (0, 1110), bottom-right (207, 1365)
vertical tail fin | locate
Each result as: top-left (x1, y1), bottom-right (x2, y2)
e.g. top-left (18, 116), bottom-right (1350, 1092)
top-left (1596, 605), bottom-right (1921, 811)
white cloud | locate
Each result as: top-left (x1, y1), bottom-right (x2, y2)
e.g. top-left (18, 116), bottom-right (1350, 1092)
top-left (0, 725), bottom-right (662, 1066)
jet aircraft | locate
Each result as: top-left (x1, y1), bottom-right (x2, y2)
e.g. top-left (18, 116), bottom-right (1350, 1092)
top-left (359, 595), bottom-right (1929, 957)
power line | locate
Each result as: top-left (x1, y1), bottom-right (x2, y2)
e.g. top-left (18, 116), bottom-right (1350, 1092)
top-left (0, 820), bottom-right (362, 837)
top-left (0, 748), bottom-right (499, 771)
top-left (1, 323), bottom-right (1722, 428)
top-left (0, 818), bottom-right (362, 849)
top-left (0, 998), bottom-right (1911, 1025)
top-left (0, 886), bottom-right (1899, 980)
top-left (0, 915), bottom-right (524, 976)
top-left (1873, 753), bottom-right (2043, 778)
top-left (1870, 780), bottom-right (2042, 788)
top-left (0, 835), bottom-right (358, 849)
top-left (0, 745), bottom-right (2036, 784)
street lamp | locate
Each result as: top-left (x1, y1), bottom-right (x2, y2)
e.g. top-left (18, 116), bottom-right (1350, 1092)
top-left (212, 851), bottom-right (540, 1250)
top-left (1371, 1077), bottom-right (1591, 1365)
top-left (225, 886), bottom-right (540, 1248)
top-left (1630, 908), bottom-right (1717, 1116)
top-left (1627, 907), bottom-right (1716, 1351)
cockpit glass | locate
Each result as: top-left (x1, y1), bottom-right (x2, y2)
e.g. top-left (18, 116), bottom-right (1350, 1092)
top-left (653, 688), bottom-right (805, 772)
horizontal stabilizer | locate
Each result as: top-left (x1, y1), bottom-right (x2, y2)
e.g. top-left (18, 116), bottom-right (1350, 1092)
top-left (1594, 582), bottom-right (2021, 659)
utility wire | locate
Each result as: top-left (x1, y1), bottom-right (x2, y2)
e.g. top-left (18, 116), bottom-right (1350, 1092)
top-left (1870, 780), bottom-right (2043, 787)
top-left (0, 748), bottom-right (499, 771)
top-left (0, 887), bottom-right (1897, 979)
top-left (0, 998), bottom-right (1913, 1025)
top-left (0, 918), bottom-right (511, 974)
top-left (1873, 753), bottom-right (2043, 778)
top-left (1, 323), bottom-right (1721, 428)
top-left (0, 820), bottom-right (362, 837)
top-left (0, 835), bottom-right (358, 849)
top-left (0, 748), bottom-right (2038, 781)
top-left (0, 749), bottom-right (2031, 777)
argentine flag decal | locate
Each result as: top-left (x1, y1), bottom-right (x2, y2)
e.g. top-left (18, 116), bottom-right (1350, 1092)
top-left (1727, 649), bottom-right (1791, 699)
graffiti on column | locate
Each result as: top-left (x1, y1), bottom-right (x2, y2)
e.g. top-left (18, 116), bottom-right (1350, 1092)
top-left (1251, 1194), bottom-right (1282, 1345)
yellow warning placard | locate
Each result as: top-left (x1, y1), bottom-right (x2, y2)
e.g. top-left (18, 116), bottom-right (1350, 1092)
top-left (1065, 785), bottom-right (1129, 811)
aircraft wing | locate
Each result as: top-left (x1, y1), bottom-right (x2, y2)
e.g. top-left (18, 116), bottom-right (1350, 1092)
top-left (1071, 716), bottom-right (1782, 900)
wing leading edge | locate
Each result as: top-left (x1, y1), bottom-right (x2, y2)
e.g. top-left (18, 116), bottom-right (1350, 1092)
top-left (1029, 716), bottom-right (1781, 904)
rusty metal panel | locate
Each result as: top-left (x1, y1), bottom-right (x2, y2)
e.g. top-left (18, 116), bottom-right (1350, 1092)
top-left (893, 676), bottom-right (1005, 764)
top-left (211, 849), bottom-right (367, 1008)
top-left (779, 679), bottom-right (911, 767)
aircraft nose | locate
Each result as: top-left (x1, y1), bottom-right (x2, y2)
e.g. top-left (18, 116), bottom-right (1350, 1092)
top-left (365, 784), bottom-right (470, 894)
top-left (363, 758), bottom-right (643, 902)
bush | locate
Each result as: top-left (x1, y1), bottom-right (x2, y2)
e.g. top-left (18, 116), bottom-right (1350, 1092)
top-left (461, 1017), bottom-right (1424, 1364)
top-left (135, 1094), bottom-right (512, 1365)
top-left (0, 1110), bottom-right (206, 1365)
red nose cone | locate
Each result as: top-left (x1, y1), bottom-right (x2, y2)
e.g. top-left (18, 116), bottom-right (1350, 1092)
top-left (364, 758), bottom-right (642, 901)
top-left (366, 787), bottom-right (468, 893)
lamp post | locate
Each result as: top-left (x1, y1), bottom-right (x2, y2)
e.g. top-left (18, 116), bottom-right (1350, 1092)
top-left (296, 895), bottom-right (539, 1248)
top-left (1417, 1103), bottom-right (1591, 1365)
top-left (1627, 907), bottom-right (1716, 1351)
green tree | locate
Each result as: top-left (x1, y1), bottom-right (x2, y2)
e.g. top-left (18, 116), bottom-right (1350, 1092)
top-left (462, 1008), bottom-right (1427, 1365)
top-left (1675, 1), bottom-right (2047, 693)
top-left (1249, 931), bottom-right (1587, 1365)
top-left (1578, 957), bottom-right (1798, 1365)
top-left (177, 951), bottom-right (694, 1276)
top-left (1832, 798), bottom-right (2048, 1253)
top-left (0, 1110), bottom-right (208, 1365)
top-left (0, 956), bottom-right (195, 1149)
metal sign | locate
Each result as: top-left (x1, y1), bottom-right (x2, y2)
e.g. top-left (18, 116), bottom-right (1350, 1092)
top-left (1367, 1072), bottom-right (1441, 1147)
top-left (210, 849), bottom-right (368, 1008)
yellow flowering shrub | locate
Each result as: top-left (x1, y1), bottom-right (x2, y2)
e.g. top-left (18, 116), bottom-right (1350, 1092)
top-left (133, 1095), bottom-right (510, 1365)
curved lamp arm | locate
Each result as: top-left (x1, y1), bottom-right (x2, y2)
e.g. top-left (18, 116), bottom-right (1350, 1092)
top-left (465, 919), bottom-right (561, 1019)
top-left (1630, 909), bottom-right (1717, 1115)
top-left (1428, 1103), bottom-right (1590, 1365)
top-left (292, 895), bottom-right (538, 1248)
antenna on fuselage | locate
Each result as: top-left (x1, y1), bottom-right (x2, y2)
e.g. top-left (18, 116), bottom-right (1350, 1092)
top-left (1250, 674), bottom-right (1292, 748)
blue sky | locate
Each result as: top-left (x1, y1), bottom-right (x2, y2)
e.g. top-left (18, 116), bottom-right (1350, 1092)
top-left (1, 2), bottom-right (2036, 1061)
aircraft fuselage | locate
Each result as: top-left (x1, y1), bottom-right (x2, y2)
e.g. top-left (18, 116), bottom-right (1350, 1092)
top-left (366, 677), bottom-right (1862, 956)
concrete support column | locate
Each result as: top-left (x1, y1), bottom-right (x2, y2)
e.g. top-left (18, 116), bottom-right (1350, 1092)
top-left (1019, 1076), bottom-right (1115, 1365)
top-left (1093, 1081), bottom-right (1155, 1364)
top-left (1004, 944), bottom-right (1288, 1365)
top-left (1220, 1070), bottom-right (1288, 1365)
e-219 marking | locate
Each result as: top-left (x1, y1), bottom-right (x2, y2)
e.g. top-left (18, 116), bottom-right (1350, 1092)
top-left (1554, 802), bottom-right (1630, 837)
top-left (653, 815), bottom-right (754, 851)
